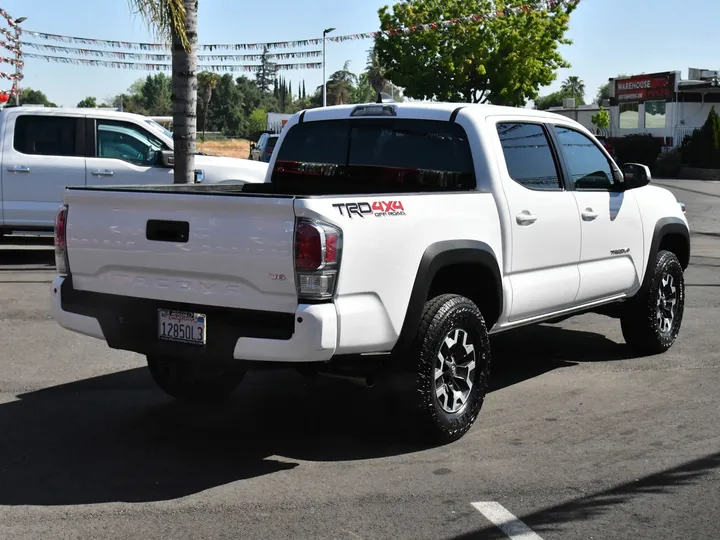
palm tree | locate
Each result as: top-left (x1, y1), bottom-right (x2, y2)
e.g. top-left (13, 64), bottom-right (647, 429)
top-left (366, 45), bottom-right (387, 95)
top-left (128, 0), bottom-right (198, 184)
top-left (561, 76), bottom-right (585, 102)
top-left (318, 61), bottom-right (357, 106)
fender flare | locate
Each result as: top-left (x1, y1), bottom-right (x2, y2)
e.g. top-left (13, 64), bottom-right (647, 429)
top-left (639, 216), bottom-right (690, 293)
top-left (391, 240), bottom-right (502, 354)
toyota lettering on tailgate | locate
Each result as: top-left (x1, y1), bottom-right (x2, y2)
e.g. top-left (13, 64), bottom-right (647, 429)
top-left (332, 201), bottom-right (406, 219)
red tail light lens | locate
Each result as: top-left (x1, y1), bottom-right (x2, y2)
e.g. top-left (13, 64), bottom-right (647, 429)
top-left (295, 220), bottom-right (323, 271)
top-left (54, 204), bottom-right (70, 274)
top-left (294, 218), bottom-right (342, 300)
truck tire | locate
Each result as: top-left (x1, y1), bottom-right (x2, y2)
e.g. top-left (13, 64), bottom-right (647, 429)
top-left (621, 250), bottom-right (685, 355)
top-left (146, 355), bottom-right (246, 403)
top-left (410, 294), bottom-right (491, 444)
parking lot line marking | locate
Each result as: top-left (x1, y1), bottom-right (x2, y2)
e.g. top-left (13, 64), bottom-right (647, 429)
top-left (471, 502), bottom-right (544, 540)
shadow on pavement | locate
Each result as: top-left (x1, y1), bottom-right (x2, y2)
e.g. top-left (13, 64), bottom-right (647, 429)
top-left (491, 323), bottom-right (637, 367)
top-left (447, 451), bottom-right (720, 539)
top-left (0, 323), bottom-right (637, 506)
top-left (0, 240), bottom-right (54, 269)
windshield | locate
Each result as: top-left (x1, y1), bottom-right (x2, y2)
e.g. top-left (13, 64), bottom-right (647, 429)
top-left (145, 118), bottom-right (174, 141)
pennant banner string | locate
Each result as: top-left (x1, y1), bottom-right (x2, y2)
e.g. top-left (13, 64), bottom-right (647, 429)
top-left (0, 38), bottom-right (21, 54)
top-left (21, 3), bottom-right (578, 52)
top-left (23, 53), bottom-right (323, 72)
top-left (0, 55), bottom-right (23, 67)
top-left (23, 41), bottom-right (323, 61)
top-left (0, 8), bottom-right (23, 97)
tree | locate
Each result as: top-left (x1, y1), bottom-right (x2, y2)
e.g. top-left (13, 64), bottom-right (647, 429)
top-left (197, 71), bottom-right (219, 139)
top-left (235, 75), bottom-right (261, 117)
top-left (595, 74), bottom-right (627, 104)
top-left (534, 88), bottom-right (584, 110)
top-left (206, 73), bottom-right (244, 135)
top-left (596, 82), bottom-right (610, 105)
top-left (560, 75), bottom-right (585, 101)
top-left (6, 88), bottom-right (57, 108)
top-left (591, 106), bottom-right (610, 133)
top-left (365, 44), bottom-right (387, 95)
top-left (248, 108), bottom-right (267, 136)
top-left (140, 73), bottom-right (172, 115)
top-left (375, 0), bottom-right (579, 106)
top-left (77, 96), bottom-right (98, 108)
top-left (681, 106), bottom-right (720, 169)
top-left (128, 0), bottom-right (198, 184)
top-left (256, 46), bottom-right (277, 97)
top-left (321, 61), bottom-right (358, 105)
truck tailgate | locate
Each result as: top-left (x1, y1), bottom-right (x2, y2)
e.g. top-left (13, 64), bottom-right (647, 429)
top-left (64, 189), bottom-right (298, 313)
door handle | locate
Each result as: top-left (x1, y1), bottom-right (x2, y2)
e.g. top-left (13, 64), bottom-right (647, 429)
top-left (516, 211), bottom-right (537, 226)
top-left (7, 166), bottom-right (30, 173)
top-left (581, 208), bottom-right (598, 221)
top-left (91, 170), bottom-right (114, 177)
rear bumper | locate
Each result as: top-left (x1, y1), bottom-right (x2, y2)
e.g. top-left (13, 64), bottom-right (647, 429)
top-left (51, 276), bottom-right (337, 362)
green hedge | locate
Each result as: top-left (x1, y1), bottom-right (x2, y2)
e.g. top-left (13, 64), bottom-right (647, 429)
top-left (680, 105), bottom-right (720, 169)
top-left (654, 149), bottom-right (683, 178)
top-left (612, 134), bottom-right (663, 170)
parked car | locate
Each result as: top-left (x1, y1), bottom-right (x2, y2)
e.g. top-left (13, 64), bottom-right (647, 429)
top-left (50, 102), bottom-right (690, 443)
top-left (249, 133), bottom-right (279, 163)
top-left (0, 106), bottom-right (268, 234)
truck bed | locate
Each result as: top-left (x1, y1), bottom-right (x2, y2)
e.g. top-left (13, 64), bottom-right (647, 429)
top-left (65, 183), bottom-right (285, 197)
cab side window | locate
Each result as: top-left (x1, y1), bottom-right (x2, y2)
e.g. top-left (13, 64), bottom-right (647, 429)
top-left (552, 125), bottom-right (617, 191)
top-left (496, 122), bottom-right (562, 191)
top-left (96, 120), bottom-right (165, 166)
top-left (14, 115), bottom-right (79, 157)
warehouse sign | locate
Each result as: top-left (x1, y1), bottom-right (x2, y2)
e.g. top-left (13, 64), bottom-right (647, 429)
top-left (614, 72), bottom-right (675, 102)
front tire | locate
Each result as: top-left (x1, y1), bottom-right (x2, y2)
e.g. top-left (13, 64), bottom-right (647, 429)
top-left (146, 355), bottom-right (246, 403)
top-left (409, 294), bottom-right (491, 444)
top-left (621, 250), bottom-right (685, 355)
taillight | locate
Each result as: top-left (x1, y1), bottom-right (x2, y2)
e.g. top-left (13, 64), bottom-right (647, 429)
top-left (294, 218), bottom-right (342, 300)
top-left (54, 204), bottom-right (70, 275)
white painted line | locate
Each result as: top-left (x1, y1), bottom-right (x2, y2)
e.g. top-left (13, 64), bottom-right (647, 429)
top-left (471, 501), bottom-right (544, 540)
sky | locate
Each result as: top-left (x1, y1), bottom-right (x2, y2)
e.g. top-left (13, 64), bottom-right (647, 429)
top-left (2, 0), bottom-right (720, 108)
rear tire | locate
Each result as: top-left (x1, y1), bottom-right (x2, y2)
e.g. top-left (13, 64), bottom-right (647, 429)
top-left (408, 294), bottom-right (491, 444)
top-left (621, 250), bottom-right (685, 355)
top-left (146, 355), bottom-right (246, 403)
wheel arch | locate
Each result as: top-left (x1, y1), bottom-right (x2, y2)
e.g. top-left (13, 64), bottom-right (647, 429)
top-left (640, 217), bottom-right (690, 293)
top-left (392, 240), bottom-right (503, 355)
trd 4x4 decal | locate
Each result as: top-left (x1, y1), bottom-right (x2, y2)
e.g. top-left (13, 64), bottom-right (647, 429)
top-left (332, 201), bottom-right (406, 219)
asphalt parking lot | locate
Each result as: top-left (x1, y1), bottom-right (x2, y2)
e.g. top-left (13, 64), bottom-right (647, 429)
top-left (1, 179), bottom-right (718, 540)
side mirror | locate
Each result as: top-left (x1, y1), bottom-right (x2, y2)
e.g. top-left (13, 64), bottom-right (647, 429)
top-left (160, 150), bottom-right (174, 168)
top-left (622, 163), bottom-right (651, 189)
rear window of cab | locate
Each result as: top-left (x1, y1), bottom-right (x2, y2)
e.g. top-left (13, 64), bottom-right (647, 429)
top-left (270, 118), bottom-right (476, 195)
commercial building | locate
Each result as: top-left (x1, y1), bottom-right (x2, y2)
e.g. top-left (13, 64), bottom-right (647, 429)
top-left (548, 68), bottom-right (720, 149)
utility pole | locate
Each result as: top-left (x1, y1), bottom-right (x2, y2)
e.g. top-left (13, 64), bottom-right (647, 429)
top-left (322, 27), bottom-right (335, 107)
top-left (12, 16), bottom-right (27, 106)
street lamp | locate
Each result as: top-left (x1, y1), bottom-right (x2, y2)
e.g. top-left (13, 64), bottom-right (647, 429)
top-left (322, 27), bottom-right (335, 107)
top-left (13, 16), bottom-right (27, 106)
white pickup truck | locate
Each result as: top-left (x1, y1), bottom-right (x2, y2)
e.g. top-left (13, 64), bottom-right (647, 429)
top-left (0, 106), bottom-right (268, 233)
top-left (51, 102), bottom-right (690, 443)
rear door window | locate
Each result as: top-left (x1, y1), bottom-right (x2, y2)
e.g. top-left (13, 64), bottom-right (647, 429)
top-left (270, 119), bottom-right (476, 194)
top-left (13, 115), bottom-right (80, 157)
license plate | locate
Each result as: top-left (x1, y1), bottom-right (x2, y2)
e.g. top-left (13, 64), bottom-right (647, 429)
top-left (158, 309), bottom-right (207, 345)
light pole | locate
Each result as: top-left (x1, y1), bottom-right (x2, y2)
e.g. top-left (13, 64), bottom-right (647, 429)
top-left (13, 16), bottom-right (26, 106)
top-left (322, 27), bottom-right (335, 107)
